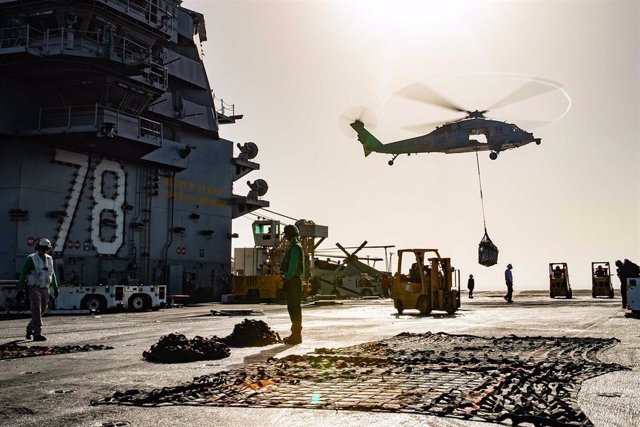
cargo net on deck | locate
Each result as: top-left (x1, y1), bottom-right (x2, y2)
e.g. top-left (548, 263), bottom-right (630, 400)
top-left (94, 332), bottom-right (625, 426)
top-left (1, 341), bottom-right (113, 360)
top-left (478, 230), bottom-right (499, 267)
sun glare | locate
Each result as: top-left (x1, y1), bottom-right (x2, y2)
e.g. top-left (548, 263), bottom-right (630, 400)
top-left (344, 0), bottom-right (480, 35)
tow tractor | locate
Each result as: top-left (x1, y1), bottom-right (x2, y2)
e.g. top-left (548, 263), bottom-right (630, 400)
top-left (591, 262), bottom-right (614, 298)
top-left (391, 249), bottom-right (460, 315)
top-left (549, 262), bottom-right (572, 299)
top-left (0, 280), bottom-right (166, 312)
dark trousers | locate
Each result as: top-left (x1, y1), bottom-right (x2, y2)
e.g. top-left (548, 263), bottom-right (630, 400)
top-left (285, 276), bottom-right (302, 333)
top-left (505, 282), bottom-right (513, 302)
top-left (621, 282), bottom-right (627, 308)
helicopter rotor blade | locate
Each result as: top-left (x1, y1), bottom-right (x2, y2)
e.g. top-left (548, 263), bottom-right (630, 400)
top-left (319, 254), bottom-right (383, 261)
top-left (350, 241), bottom-right (368, 258)
top-left (335, 242), bottom-right (351, 258)
top-left (401, 119), bottom-right (453, 134)
top-left (503, 118), bottom-right (553, 129)
top-left (316, 245), bottom-right (394, 251)
top-left (334, 241), bottom-right (367, 268)
top-left (334, 242), bottom-right (351, 271)
top-left (489, 80), bottom-right (557, 111)
top-left (395, 83), bottom-right (467, 113)
top-left (339, 107), bottom-right (378, 136)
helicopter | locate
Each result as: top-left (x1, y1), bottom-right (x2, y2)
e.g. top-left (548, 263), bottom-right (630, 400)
top-left (347, 82), bottom-right (548, 165)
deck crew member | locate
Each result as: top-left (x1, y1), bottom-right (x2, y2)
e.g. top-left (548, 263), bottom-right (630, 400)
top-left (17, 238), bottom-right (59, 341)
top-left (504, 263), bottom-right (514, 303)
top-left (281, 224), bottom-right (305, 345)
top-left (616, 259), bottom-right (640, 309)
top-left (467, 274), bottom-right (475, 299)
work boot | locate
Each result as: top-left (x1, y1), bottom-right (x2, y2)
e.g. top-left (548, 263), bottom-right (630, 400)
top-left (283, 334), bottom-right (302, 345)
top-left (283, 324), bottom-right (302, 345)
top-left (32, 335), bottom-right (47, 342)
top-left (26, 329), bottom-right (33, 340)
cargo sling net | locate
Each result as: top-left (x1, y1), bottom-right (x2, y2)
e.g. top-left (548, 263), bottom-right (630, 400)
top-left (476, 152), bottom-right (498, 266)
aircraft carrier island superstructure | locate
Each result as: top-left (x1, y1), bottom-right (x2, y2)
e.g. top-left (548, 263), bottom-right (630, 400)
top-left (0, 0), bottom-right (268, 301)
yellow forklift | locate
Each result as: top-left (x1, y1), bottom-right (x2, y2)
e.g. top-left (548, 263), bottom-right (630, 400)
top-left (549, 262), bottom-right (572, 298)
top-left (591, 262), bottom-right (614, 298)
top-left (391, 249), bottom-right (460, 315)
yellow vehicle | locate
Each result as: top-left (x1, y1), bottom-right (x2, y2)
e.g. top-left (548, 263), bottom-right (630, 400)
top-left (232, 275), bottom-right (284, 302)
top-left (549, 262), bottom-right (572, 298)
top-left (391, 249), bottom-right (460, 315)
top-left (591, 262), bottom-right (614, 298)
top-left (231, 219), bottom-right (325, 303)
top-left (231, 274), bottom-right (312, 303)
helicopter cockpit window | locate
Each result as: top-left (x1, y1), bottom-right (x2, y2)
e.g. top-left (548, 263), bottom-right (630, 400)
top-left (468, 128), bottom-right (489, 144)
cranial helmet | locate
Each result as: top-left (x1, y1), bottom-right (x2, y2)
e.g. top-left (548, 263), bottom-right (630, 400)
top-left (283, 224), bottom-right (300, 237)
top-left (507, 263), bottom-right (512, 269)
top-left (615, 260), bottom-right (623, 267)
top-left (36, 238), bottom-right (52, 250)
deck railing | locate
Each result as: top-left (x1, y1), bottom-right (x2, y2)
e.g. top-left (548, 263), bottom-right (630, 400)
top-left (212, 94), bottom-right (236, 118)
top-left (32, 104), bottom-right (163, 142)
top-left (93, 0), bottom-right (175, 33)
top-left (0, 25), bottom-right (167, 87)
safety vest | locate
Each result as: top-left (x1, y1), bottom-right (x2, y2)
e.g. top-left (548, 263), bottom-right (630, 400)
top-left (26, 253), bottom-right (55, 288)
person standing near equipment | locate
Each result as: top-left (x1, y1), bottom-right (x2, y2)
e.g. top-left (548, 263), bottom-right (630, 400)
top-left (467, 274), bottom-right (475, 298)
top-left (16, 238), bottom-right (59, 341)
top-left (504, 263), bottom-right (513, 303)
top-left (616, 260), bottom-right (627, 308)
top-left (616, 259), bottom-right (640, 309)
top-left (280, 224), bottom-right (305, 345)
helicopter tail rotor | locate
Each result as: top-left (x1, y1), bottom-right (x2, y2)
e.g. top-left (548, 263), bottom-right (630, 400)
top-left (350, 120), bottom-right (383, 157)
top-left (339, 106), bottom-right (378, 137)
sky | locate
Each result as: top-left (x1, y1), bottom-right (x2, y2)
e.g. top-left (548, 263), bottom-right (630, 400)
top-left (185, 0), bottom-right (639, 291)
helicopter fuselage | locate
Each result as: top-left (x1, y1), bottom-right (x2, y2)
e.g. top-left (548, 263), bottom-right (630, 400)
top-left (350, 117), bottom-right (541, 163)
top-left (379, 118), bottom-right (537, 154)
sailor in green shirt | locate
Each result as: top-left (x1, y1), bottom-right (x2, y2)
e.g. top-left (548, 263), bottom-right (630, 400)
top-left (17, 238), bottom-right (59, 341)
top-left (280, 224), bottom-right (305, 345)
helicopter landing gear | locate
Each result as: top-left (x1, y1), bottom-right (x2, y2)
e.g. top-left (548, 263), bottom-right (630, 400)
top-left (489, 151), bottom-right (499, 160)
top-left (535, 138), bottom-right (542, 145)
top-left (388, 154), bottom-right (399, 166)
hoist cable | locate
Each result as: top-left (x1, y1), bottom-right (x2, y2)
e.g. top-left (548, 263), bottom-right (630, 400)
top-left (259, 208), bottom-right (298, 222)
top-left (475, 151), bottom-right (488, 233)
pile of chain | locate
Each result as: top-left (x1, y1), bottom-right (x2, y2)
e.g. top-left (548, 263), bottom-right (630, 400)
top-left (220, 319), bottom-right (281, 347)
top-left (0, 341), bottom-right (113, 360)
top-left (142, 333), bottom-right (230, 363)
top-left (142, 320), bottom-right (279, 363)
top-left (96, 332), bottom-right (626, 426)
